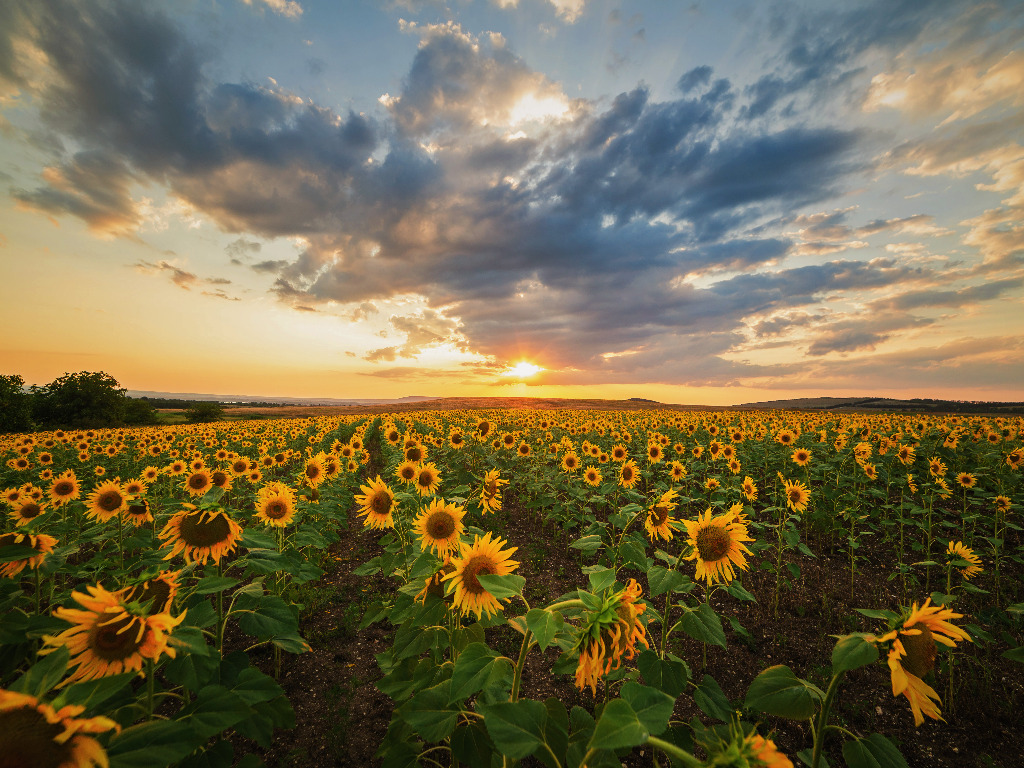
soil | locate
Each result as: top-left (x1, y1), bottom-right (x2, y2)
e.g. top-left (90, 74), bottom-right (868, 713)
top-left (229, 498), bottom-right (1024, 768)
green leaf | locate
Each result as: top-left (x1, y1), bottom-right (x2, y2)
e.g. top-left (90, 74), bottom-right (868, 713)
top-left (0, 544), bottom-right (38, 563)
top-left (107, 720), bottom-right (199, 768)
top-left (541, 698), bottom-right (569, 768)
top-left (11, 646), bottom-right (69, 697)
top-left (479, 699), bottom-right (548, 759)
top-left (725, 580), bottom-right (756, 602)
top-left (619, 538), bottom-right (650, 571)
top-left (745, 665), bottom-right (824, 720)
top-left (451, 723), bottom-right (494, 767)
top-left (680, 603), bottom-right (727, 648)
top-left (647, 566), bottom-right (683, 598)
top-left (571, 535), bottom-right (603, 552)
top-left (167, 625), bottom-right (210, 656)
top-left (588, 698), bottom-right (647, 751)
top-left (402, 681), bottom-right (459, 742)
top-left (694, 674), bottom-right (732, 721)
top-left (185, 684), bottom-right (252, 740)
top-left (52, 672), bottom-right (135, 711)
top-left (526, 609), bottom-right (565, 651)
top-left (637, 649), bottom-right (689, 698)
top-left (476, 573), bottom-right (526, 599)
top-left (192, 576), bottom-right (240, 594)
top-left (450, 642), bottom-right (511, 702)
top-left (831, 634), bottom-right (879, 674)
top-left (620, 682), bottom-right (674, 736)
top-left (842, 734), bottom-right (909, 768)
top-left (854, 608), bottom-right (898, 621)
top-left (587, 567), bottom-right (617, 593)
top-left (1002, 646), bottom-right (1024, 663)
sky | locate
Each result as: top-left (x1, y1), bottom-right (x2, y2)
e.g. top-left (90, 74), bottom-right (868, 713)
top-left (1, 0), bottom-right (1023, 405)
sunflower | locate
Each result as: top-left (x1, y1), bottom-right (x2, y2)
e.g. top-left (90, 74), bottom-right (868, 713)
top-left (927, 456), bottom-right (947, 478)
top-left (645, 489), bottom-right (680, 542)
top-left (355, 476), bottom-right (396, 530)
top-left (0, 689), bottom-right (119, 768)
top-left (479, 469), bottom-right (508, 514)
top-left (741, 476), bottom-right (758, 502)
top-left (583, 467), bottom-right (603, 487)
top-left (43, 583), bottom-right (184, 685)
top-left (3, 486), bottom-right (23, 506)
top-left (414, 462), bottom-right (442, 496)
top-left (907, 474), bottom-right (918, 494)
top-left (790, 448), bottom-right (811, 467)
top-left (561, 452), bottom-right (581, 473)
top-left (49, 471), bottom-right (80, 506)
top-left (741, 732), bottom-right (793, 768)
top-left (945, 541), bottom-right (982, 580)
top-left (955, 472), bottom-right (977, 489)
top-left (0, 532), bottom-right (58, 578)
top-left (302, 454), bottom-right (326, 488)
top-left (682, 507), bottom-right (754, 585)
top-left (704, 478), bottom-right (720, 491)
top-left (1007, 448), bottom-right (1023, 470)
top-left (166, 460), bottom-right (187, 476)
top-left (442, 532), bottom-right (520, 620)
top-left (86, 480), bottom-right (127, 523)
top-left (230, 458), bottom-right (251, 476)
top-left (404, 444), bottom-right (427, 464)
top-left (159, 505), bottom-right (243, 565)
top-left (475, 419), bottom-right (493, 439)
top-left (183, 470), bottom-right (213, 498)
top-left (782, 479), bottom-right (810, 512)
top-left (618, 459), bottom-right (639, 489)
top-left (611, 444), bottom-right (628, 462)
top-left (775, 429), bottom-right (796, 446)
top-left (395, 460), bottom-right (418, 485)
top-left (646, 443), bottom-right (663, 463)
top-left (691, 445), bottom-right (704, 459)
top-left (121, 570), bottom-right (180, 615)
top-left (10, 498), bottom-right (48, 527)
top-left (668, 461), bottom-right (687, 482)
top-left (414, 499), bottom-right (467, 558)
top-left (871, 598), bottom-right (971, 726)
top-left (994, 495), bottom-right (1011, 513)
top-left (573, 579), bottom-right (649, 695)
top-left (255, 484), bottom-right (297, 527)
top-left (123, 499), bottom-right (154, 527)
top-left (210, 470), bottom-right (233, 491)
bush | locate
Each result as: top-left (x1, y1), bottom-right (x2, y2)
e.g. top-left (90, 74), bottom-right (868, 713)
top-left (0, 374), bottom-right (34, 433)
top-left (184, 402), bottom-right (225, 423)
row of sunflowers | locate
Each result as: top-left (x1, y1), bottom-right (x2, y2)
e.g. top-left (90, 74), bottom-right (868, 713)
top-left (1, 407), bottom-right (1022, 767)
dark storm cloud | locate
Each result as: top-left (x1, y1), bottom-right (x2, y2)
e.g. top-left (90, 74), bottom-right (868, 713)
top-left (5, 0), bottom-right (1013, 387)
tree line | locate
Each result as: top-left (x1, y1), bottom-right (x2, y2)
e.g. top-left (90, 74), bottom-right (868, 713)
top-left (0, 372), bottom-right (225, 433)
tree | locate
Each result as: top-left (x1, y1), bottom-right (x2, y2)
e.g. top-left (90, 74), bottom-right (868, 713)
top-left (184, 402), bottom-right (225, 423)
top-left (0, 374), bottom-right (33, 433)
top-left (32, 371), bottom-right (130, 429)
top-left (123, 397), bottom-right (160, 426)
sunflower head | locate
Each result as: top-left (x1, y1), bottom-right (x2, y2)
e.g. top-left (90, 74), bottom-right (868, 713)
top-left (0, 690), bottom-right (120, 768)
top-left (414, 462), bottom-right (442, 496)
top-left (0, 532), bottom-right (58, 578)
top-left (414, 499), bottom-right (467, 558)
top-left (683, 507), bottom-right (754, 585)
top-left (158, 505), bottom-right (244, 565)
top-left (573, 579), bottom-right (649, 695)
top-left (355, 476), bottom-right (396, 530)
top-left (479, 469), bottom-right (507, 513)
top-left (945, 541), bottom-right (982, 580)
top-left (442, 532), bottom-right (520, 620)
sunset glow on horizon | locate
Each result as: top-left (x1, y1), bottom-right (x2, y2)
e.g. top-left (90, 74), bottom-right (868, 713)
top-left (1, 0), bottom-right (1022, 405)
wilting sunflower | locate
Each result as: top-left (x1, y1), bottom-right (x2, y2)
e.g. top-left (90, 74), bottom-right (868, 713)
top-left (479, 469), bottom-right (508, 513)
top-left (86, 480), bottom-right (127, 523)
top-left (159, 505), bottom-right (243, 565)
top-left (945, 541), bottom-right (982, 580)
top-left (736, 732), bottom-right (793, 768)
top-left (645, 489), bottom-right (680, 542)
top-left (583, 467), bottom-right (603, 487)
top-left (10, 498), bottom-right (48, 527)
top-left (355, 476), bottom-right (396, 530)
top-left (395, 460), bottom-right (418, 485)
top-left (414, 462), bottom-right (442, 496)
top-left (182, 470), bottom-right (213, 498)
top-left (121, 570), bottom-right (180, 615)
top-left (442, 532), bottom-right (520, 620)
top-left (0, 532), bottom-right (58, 578)
top-left (618, 459), bottom-right (639, 489)
top-left (0, 689), bottom-right (119, 768)
top-left (683, 507), bottom-right (754, 586)
top-left (43, 583), bottom-right (183, 685)
top-left (414, 499), bottom-right (467, 558)
top-left (927, 456), bottom-right (947, 478)
top-left (871, 598), bottom-right (971, 726)
top-left (897, 444), bottom-right (916, 466)
top-left (574, 579), bottom-right (649, 695)
top-left (48, 471), bottom-right (80, 507)
top-left (782, 479), bottom-right (810, 512)
top-left (255, 483), bottom-right (297, 527)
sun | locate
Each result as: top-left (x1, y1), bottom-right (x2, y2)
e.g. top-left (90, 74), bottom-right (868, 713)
top-left (501, 361), bottom-right (543, 378)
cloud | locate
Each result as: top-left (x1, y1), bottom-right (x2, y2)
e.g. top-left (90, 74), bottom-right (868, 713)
top-left (226, 237), bottom-right (262, 263)
top-left (240, 0), bottom-right (303, 19)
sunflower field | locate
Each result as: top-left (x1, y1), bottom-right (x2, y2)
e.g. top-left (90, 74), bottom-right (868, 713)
top-left (1, 407), bottom-right (1022, 768)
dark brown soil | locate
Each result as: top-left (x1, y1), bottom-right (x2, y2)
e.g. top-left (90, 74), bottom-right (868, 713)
top-left (232, 500), bottom-right (1024, 768)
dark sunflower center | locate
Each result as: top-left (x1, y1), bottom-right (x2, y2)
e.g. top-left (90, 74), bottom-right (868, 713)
top-left (695, 525), bottom-right (731, 562)
top-left (417, 471), bottom-right (435, 487)
top-left (19, 503), bottom-right (42, 519)
top-left (900, 625), bottom-right (937, 679)
top-left (126, 502), bottom-right (149, 518)
top-left (461, 555), bottom-right (496, 595)
top-left (0, 706), bottom-right (74, 768)
top-left (212, 472), bottom-right (228, 486)
top-left (484, 480), bottom-right (498, 496)
top-left (188, 474), bottom-right (209, 490)
top-left (789, 489), bottom-right (804, 504)
top-left (266, 501), bottom-right (287, 519)
top-left (388, 431), bottom-right (399, 442)
top-left (233, 461), bottom-right (248, 473)
top-left (98, 490), bottom-right (123, 512)
top-left (178, 511), bottom-right (232, 547)
top-left (622, 467), bottom-right (634, 481)
top-left (651, 506), bottom-right (669, 526)
top-left (406, 448), bottom-right (423, 462)
top-left (401, 466), bottom-right (416, 480)
top-left (452, 435), bottom-right (463, 445)
top-left (90, 612), bottom-right (145, 661)
top-left (426, 511), bottom-right (456, 540)
top-left (305, 465), bottom-right (320, 479)
top-left (370, 490), bottom-right (392, 516)
top-left (125, 579), bottom-right (172, 614)
top-left (478, 422), bottom-right (491, 436)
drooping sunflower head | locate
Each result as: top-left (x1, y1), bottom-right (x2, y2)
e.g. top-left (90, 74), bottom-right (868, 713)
top-left (682, 507), bottom-right (754, 585)
top-left (0, 532), bottom-right (58, 578)
top-left (0, 690), bottom-right (120, 768)
top-left (355, 476), bottom-right (396, 530)
top-left (159, 505), bottom-right (244, 565)
top-left (573, 579), bottom-right (649, 695)
top-left (414, 499), bottom-right (467, 558)
top-left (873, 598), bottom-right (972, 726)
top-left (442, 532), bottom-right (520, 620)
top-left (994, 495), bottom-right (1012, 513)
top-left (302, 455), bottom-right (326, 488)
top-left (479, 469), bottom-right (507, 513)
top-left (123, 499), bottom-right (154, 527)
top-left (927, 456), bottom-right (947, 478)
top-left (945, 541), bottom-right (982, 580)
top-left (644, 489), bottom-right (679, 542)
top-left (742, 476), bottom-right (758, 501)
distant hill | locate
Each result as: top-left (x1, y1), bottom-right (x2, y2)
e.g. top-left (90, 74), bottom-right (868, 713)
top-left (735, 396), bottom-right (1024, 414)
top-left (127, 390), bottom-right (436, 407)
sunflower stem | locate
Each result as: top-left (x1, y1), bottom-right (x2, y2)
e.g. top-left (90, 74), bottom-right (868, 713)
top-left (510, 627), bottom-right (534, 703)
top-left (810, 671), bottom-right (844, 768)
top-left (645, 736), bottom-right (704, 768)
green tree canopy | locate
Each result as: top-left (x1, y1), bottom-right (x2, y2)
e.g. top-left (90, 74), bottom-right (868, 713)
top-left (0, 374), bottom-right (34, 433)
top-left (184, 401), bottom-right (225, 423)
top-left (32, 370), bottom-right (130, 429)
